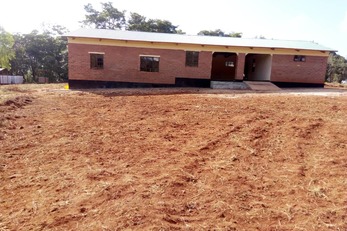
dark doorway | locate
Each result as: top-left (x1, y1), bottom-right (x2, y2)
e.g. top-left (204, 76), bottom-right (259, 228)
top-left (211, 52), bottom-right (237, 81)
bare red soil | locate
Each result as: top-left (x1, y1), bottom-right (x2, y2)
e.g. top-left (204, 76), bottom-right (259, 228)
top-left (1, 87), bottom-right (346, 230)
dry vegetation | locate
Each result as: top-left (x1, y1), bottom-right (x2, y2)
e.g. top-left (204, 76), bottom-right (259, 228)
top-left (0, 84), bottom-right (346, 230)
top-left (325, 82), bottom-right (347, 89)
top-left (0, 84), bottom-right (66, 104)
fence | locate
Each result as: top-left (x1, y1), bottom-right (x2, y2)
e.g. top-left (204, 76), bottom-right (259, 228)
top-left (38, 77), bottom-right (49, 83)
top-left (0, 75), bottom-right (24, 84)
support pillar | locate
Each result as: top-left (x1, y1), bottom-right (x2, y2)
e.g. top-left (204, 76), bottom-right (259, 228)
top-left (235, 53), bottom-right (246, 80)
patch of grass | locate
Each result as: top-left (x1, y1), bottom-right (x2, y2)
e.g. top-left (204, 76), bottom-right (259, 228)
top-left (0, 88), bottom-right (20, 104)
top-left (0, 83), bottom-right (65, 104)
top-left (2, 86), bottom-right (27, 93)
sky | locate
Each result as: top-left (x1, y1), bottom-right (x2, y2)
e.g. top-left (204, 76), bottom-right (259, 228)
top-left (1, 0), bottom-right (347, 57)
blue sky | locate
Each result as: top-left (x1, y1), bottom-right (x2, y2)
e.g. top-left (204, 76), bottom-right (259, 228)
top-left (1, 0), bottom-right (347, 57)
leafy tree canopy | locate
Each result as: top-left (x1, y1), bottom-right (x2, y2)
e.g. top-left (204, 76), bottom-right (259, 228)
top-left (44, 24), bottom-right (70, 36)
top-left (0, 27), bottom-right (15, 69)
top-left (81, 2), bottom-right (183, 34)
top-left (81, 2), bottom-right (126, 29)
top-left (326, 52), bottom-right (347, 83)
top-left (198, 29), bottom-right (242, 38)
top-left (10, 26), bottom-right (68, 82)
top-left (127, 13), bottom-right (148, 32)
top-left (127, 12), bottom-right (180, 33)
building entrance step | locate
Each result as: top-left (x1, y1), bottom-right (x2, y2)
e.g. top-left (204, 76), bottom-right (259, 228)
top-left (244, 81), bottom-right (282, 91)
top-left (210, 81), bottom-right (250, 89)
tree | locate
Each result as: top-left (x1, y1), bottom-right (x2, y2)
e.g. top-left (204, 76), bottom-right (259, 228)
top-left (198, 29), bottom-right (242, 38)
top-left (10, 34), bottom-right (31, 79)
top-left (81, 3), bottom-right (183, 33)
top-left (127, 13), bottom-right (149, 31)
top-left (127, 12), bottom-right (180, 33)
top-left (10, 26), bottom-right (68, 83)
top-left (45, 24), bottom-right (69, 36)
top-left (81, 2), bottom-right (126, 29)
top-left (149, 19), bottom-right (177, 33)
top-left (229, 32), bottom-right (243, 38)
top-left (198, 29), bottom-right (225, 37)
top-left (325, 53), bottom-right (347, 83)
top-left (0, 27), bottom-right (15, 69)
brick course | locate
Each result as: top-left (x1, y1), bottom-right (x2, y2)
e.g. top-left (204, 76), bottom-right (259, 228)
top-left (235, 53), bottom-right (246, 80)
top-left (271, 55), bottom-right (327, 84)
top-left (68, 44), bottom-right (212, 84)
top-left (68, 44), bottom-right (328, 86)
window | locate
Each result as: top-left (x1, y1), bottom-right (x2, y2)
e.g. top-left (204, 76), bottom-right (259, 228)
top-left (294, 55), bottom-right (306, 62)
top-left (90, 53), bottom-right (104, 69)
top-left (186, 51), bottom-right (199, 67)
top-left (225, 61), bottom-right (234, 67)
top-left (140, 56), bottom-right (160, 72)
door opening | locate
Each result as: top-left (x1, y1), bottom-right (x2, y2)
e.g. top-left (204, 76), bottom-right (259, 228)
top-left (244, 54), bottom-right (272, 81)
top-left (211, 52), bottom-right (237, 81)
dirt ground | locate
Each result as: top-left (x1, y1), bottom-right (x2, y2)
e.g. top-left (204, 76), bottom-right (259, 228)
top-left (1, 85), bottom-right (347, 230)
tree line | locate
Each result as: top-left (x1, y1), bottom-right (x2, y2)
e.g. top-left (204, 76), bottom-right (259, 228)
top-left (81, 2), bottom-right (242, 36)
top-left (0, 1), bottom-right (346, 83)
top-left (0, 26), bottom-right (68, 83)
top-left (326, 53), bottom-right (347, 83)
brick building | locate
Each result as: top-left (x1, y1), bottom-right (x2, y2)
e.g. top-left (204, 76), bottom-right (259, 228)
top-left (65, 29), bottom-right (335, 88)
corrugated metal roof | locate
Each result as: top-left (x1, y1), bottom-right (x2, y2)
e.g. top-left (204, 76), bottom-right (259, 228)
top-left (65, 28), bottom-right (336, 52)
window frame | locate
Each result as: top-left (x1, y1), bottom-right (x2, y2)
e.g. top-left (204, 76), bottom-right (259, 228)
top-left (294, 55), bottom-right (306, 62)
top-left (89, 52), bottom-right (105, 69)
top-left (139, 55), bottom-right (160, 72)
top-left (185, 51), bottom-right (199, 67)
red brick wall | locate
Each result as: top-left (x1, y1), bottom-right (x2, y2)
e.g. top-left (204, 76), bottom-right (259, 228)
top-left (68, 44), bottom-right (212, 84)
top-left (235, 53), bottom-right (245, 80)
top-left (271, 55), bottom-right (328, 84)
